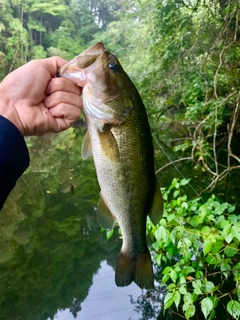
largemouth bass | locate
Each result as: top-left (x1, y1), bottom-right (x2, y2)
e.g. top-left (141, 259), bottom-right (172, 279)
top-left (58, 42), bottom-right (163, 289)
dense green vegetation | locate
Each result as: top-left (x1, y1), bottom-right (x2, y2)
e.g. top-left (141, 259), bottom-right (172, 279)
top-left (148, 179), bottom-right (240, 320)
top-left (1, 0), bottom-right (240, 319)
top-left (1, 0), bottom-right (240, 195)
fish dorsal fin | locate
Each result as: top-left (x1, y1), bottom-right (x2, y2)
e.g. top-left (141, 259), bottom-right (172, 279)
top-left (96, 194), bottom-right (116, 230)
top-left (148, 180), bottom-right (164, 225)
top-left (81, 130), bottom-right (92, 160)
top-left (98, 128), bottom-right (119, 161)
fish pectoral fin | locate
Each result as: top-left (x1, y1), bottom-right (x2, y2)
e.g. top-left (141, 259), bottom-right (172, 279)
top-left (148, 179), bottom-right (164, 225)
top-left (81, 130), bottom-right (92, 160)
top-left (96, 194), bottom-right (116, 230)
top-left (98, 129), bottom-right (120, 161)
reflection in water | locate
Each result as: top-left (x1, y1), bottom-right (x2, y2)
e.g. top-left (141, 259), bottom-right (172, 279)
top-left (52, 261), bottom-right (141, 320)
top-left (0, 128), bottom-right (152, 320)
top-left (1, 127), bottom-right (238, 319)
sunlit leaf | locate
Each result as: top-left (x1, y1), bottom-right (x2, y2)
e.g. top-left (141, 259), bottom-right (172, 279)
top-left (201, 226), bottom-right (210, 236)
top-left (232, 225), bottom-right (240, 241)
top-left (192, 280), bottom-right (202, 295)
top-left (173, 190), bottom-right (180, 198)
top-left (164, 292), bottom-right (174, 309)
top-left (203, 239), bottom-right (212, 256)
top-left (106, 229), bottom-right (114, 241)
top-left (174, 291), bottom-right (181, 310)
top-left (201, 297), bottom-right (213, 319)
top-left (227, 300), bottom-right (240, 319)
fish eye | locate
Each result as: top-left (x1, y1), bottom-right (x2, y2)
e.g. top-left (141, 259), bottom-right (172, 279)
top-left (108, 63), bottom-right (119, 72)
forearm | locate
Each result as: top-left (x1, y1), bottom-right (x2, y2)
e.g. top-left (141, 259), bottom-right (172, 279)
top-left (0, 116), bottom-right (30, 210)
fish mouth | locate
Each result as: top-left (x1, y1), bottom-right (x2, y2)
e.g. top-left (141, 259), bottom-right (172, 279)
top-left (57, 42), bottom-right (106, 87)
top-left (57, 62), bottom-right (88, 87)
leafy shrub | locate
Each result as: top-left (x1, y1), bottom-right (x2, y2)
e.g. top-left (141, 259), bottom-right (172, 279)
top-left (147, 178), bottom-right (240, 319)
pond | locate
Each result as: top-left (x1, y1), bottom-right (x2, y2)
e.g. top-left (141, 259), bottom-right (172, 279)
top-left (1, 125), bottom-right (239, 320)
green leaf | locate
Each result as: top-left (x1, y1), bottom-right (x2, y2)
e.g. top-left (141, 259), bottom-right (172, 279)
top-left (227, 300), bottom-right (240, 319)
top-left (201, 297), bottom-right (213, 319)
top-left (228, 205), bottom-right (236, 213)
top-left (203, 281), bottom-right (215, 293)
top-left (209, 309), bottom-right (216, 320)
top-left (232, 225), bottom-right (240, 241)
top-left (211, 240), bottom-right (224, 254)
top-left (173, 190), bottom-right (180, 198)
top-left (162, 274), bottom-right (170, 284)
top-left (192, 279), bottom-right (203, 295)
top-left (106, 229), bottom-right (114, 240)
top-left (201, 226), bottom-right (210, 236)
top-left (203, 239), bottom-right (212, 256)
top-left (237, 286), bottom-right (240, 302)
top-left (224, 246), bottom-right (238, 257)
top-left (155, 225), bottom-right (170, 247)
top-left (155, 253), bottom-right (162, 266)
top-left (164, 292), bottom-right (174, 309)
top-left (189, 215), bottom-right (203, 226)
top-left (229, 215), bottom-right (238, 224)
top-left (183, 301), bottom-right (196, 319)
top-left (209, 296), bottom-right (219, 309)
top-left (170, 268), bottom-right (178, 283)
top-left (221, 263), bottom-right (231, 279)
top-left (174, 291), bottom-right (181, 310)
top-left (180, 178), bottom-right (190, 186)
top-left (162, 266), bottom-right (171, 274)
top-left (225, 228), bottom-right (234, 243)
top-left (167, 283), bottom-right (176, 291)
top-left (179, 286), bottom-right (188, 296)
top-left (181, 202), bottom-right (188, 209)
top-left (179, 276), bottom-right (187, 294)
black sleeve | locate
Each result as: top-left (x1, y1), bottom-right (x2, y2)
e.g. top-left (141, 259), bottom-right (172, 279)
top-left (0, 116), bottom-right (30, 210)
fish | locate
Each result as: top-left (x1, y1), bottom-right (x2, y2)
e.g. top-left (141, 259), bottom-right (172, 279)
top-left (58, 42), bottom-right (163, 289)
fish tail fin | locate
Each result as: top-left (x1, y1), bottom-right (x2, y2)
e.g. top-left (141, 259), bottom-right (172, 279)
top-left (115, 250), bottom-right (154, 289)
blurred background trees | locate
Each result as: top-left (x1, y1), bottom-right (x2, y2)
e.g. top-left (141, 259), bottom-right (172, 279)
top-left (1, 0), bottom-right (240, 196)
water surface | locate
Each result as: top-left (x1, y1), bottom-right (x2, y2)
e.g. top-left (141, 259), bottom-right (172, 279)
top-left (1, 127), bottom-right (238, 320)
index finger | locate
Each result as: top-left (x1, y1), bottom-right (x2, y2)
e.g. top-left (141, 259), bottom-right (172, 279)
top-left (46, 77), bottom-right (82, 95)
top-left (38, 56), bottom-right (69, 78)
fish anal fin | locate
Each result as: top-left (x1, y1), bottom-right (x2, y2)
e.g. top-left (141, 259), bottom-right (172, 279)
top-left (98, 129), bottom-right (119, 161)
top-left (148, 179), bottom-right (164, 225)
top-left (81, 130), bottom-right (92, 160)
top-left (115, 250), bottom-right (154, 289)
top-left (96, 194), bottom-right (115, 230)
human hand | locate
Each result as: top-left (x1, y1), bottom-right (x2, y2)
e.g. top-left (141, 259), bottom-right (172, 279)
top-left (0, 57), bottom-right (82, 136)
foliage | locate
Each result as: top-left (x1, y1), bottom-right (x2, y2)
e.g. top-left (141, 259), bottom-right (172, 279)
top-left (93, 0), bottom-right (240, 195)
top-left (0, 0), bottom-right (122, 78)
top-left (147, 0), bottom-right (240, 192)
top-left (1, 0), bottom-right (240, 318)
top-left (146, 178), bottom-right (240, 319)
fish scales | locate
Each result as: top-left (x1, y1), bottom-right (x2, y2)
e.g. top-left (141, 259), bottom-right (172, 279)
top-left (58, 42), bottom-right (163, 289)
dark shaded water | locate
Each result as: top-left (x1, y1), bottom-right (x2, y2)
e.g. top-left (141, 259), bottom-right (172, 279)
top-left (1, 127), bottom-right (239, 320)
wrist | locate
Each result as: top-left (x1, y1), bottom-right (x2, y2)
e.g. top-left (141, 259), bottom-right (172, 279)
top-left (0, 86), bottom-right (24, 136)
